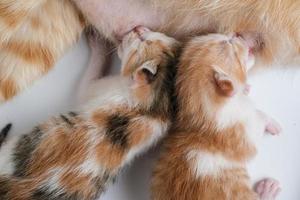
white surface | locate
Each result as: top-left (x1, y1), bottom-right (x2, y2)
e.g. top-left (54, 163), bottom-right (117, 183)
top-left (0, 36), bottom-right (300, 200)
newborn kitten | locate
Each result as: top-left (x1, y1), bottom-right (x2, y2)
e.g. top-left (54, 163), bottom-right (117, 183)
top-left (0, 27), bottom-right (179, 200)
top-left (151, 33), bottom-right (282, 200)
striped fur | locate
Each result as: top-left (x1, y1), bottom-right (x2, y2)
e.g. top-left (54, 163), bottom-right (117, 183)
top-left (0, 29), bottom-right (179, 200)
top-left (0, 0), bottom-right (84, 102)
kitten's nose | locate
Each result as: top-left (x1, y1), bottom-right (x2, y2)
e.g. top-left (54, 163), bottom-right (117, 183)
top-left (133, 26), bottom-right (150, 39)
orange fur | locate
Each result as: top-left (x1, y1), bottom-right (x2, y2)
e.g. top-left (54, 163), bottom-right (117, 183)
top-left (0, 29), bottom-right (179, 200)
top-left (1, 41), bottom-right (55, 70)
top-left (151, 34), bottom-right (271, 200)
top-left (1, 0), bottom-right (299, 103)
top-left (154, 0), bottom-right (300, 64)
top-left (0, 78), bottom-right (17, 100)
top-left (96, 139), bottom-right (127, 171)
top-left (59, 171), bottom-right (97, 198)
top-left (27, 125), bottom-right (90, 176)
top-left (0, 0), bottom-right (84, 102)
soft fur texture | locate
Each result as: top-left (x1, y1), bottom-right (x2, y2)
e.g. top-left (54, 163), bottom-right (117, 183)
top-left (0, 0), bottom-right (84, 102)
top-left (74, 0), bottom-right (300, 66)
top-left (151, 33), bottom-right (282, 200)
top-left (0, 28), bottom-right (180, 200)
top-left (0, 0), bottom-right (299, 103)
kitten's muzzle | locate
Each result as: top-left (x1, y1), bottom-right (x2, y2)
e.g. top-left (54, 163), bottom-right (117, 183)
top-left (133, 26), bottom-right (150, 41)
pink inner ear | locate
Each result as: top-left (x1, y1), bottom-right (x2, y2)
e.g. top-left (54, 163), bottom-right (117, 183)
top-left (133, 70), bottom-right (147, 86)
top-left (215, 77), bottom-right (236, 97)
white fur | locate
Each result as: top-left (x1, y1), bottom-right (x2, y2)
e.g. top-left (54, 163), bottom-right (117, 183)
top-left (123, 118), bottom-right (168, 166)
top-left (45, 168), bottom-right (66, 195)
top-left (142, 31), bottom-right (178, 47)
top-left (78, 157), bottom-right (104, 177)
top-left (215, 93), bottom-right (266, 145)
top-left (186, 150), bottom-right (241, 178)
top-left (80, 76), bottom-right (133, 113)
top-left (0, 134), bottom-right (22, 175)
top-left (0, 29), bottom-right (173, 186)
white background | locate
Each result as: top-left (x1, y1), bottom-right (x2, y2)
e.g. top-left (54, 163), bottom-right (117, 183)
top-left (0, 36), bottom-right (299, 200)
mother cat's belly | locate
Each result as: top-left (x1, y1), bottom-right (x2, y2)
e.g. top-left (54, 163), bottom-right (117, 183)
top-left (73, 0), bottom-right (299, 66)
top-left (73, 0), bottom-right (163, 41)
top-left (73, 0), bottom-right (215, 41)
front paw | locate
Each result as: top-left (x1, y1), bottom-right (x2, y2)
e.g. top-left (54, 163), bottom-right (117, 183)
top-left (255, 178), bottom-right (281, 200)
top-left (265, 118), bottom-right (282, 135)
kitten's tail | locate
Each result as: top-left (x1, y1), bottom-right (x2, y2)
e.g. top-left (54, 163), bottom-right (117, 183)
top-left (0, 176), bottom-right (38, 199)
top-left (0, 0), bottom-right (84, 103)
top-left (0, 175), bottom-right (92, 199)
top-left (0, 124), bottom-right (12, 147)
top-left (0, 176), bottom-right (10, 198)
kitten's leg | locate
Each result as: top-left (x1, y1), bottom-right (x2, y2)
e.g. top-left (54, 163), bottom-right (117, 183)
top-left (85, 26), bottom-right (113, 79)
top-left (76, 26), bottom-right (113, 104)
top-left (257, 110), bottom-right (282, 135)
top-left (255, 178), bottom-right (281, 200)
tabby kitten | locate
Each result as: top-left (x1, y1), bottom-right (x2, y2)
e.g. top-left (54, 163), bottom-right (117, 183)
top-left (0, 27), bottom-right (179, 200)
top-left (151, 33), bottom-right (281, 200)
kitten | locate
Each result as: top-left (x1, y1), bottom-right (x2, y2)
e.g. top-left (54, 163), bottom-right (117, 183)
top-left (1, 0), bottom-right (299, 103)
top-left (151, 33), bottom-right (282, 200)
top-left (0, 27), bottom-right (180, 200)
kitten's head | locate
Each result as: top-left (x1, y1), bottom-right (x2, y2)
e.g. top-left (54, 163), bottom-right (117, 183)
top-left (118, 27), bottom-right (180, 117)
top-left (176, 33), bottom-right (255, 127)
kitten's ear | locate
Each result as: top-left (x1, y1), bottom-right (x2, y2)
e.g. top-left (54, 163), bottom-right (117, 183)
top-left (133, 60), bottom-right (158, 86)
top-left (214, 70), bottom-right (236, 97)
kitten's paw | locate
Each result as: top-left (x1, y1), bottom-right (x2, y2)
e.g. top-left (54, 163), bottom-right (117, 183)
top-left (255, 178), bottom-right (281, 200)
top-left (265, 118), bottom-right (282, 135)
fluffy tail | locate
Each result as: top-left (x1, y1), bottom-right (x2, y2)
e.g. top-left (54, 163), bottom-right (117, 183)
top-left (0, 176), bottom-right (41, 200)
top-left (0, 123), bottom-right (12, 146)
top-left (0, 176), bottom-right (11, 198)
top-left (0, 0), bottom-right (84, 103)
top-left (0, 174), bottom-right (103, 200)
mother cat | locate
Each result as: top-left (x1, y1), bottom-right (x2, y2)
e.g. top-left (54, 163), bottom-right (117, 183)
top-left (0, 0), bottom-right (299, 102)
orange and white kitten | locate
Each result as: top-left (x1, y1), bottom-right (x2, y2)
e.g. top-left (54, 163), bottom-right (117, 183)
top-left (1, 0), bottom-right (299, 103)
top-left (151, 34), bottom-right (282, 200)
top-left (0, 28), bottom-right (179, 200)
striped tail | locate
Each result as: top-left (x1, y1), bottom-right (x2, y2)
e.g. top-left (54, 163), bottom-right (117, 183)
top-left (0, 176), bottom-right (42, 200)
top-left (0, 0), bottom-right (85, 102)
top-left (0, 175), bottom-right (102, 200)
